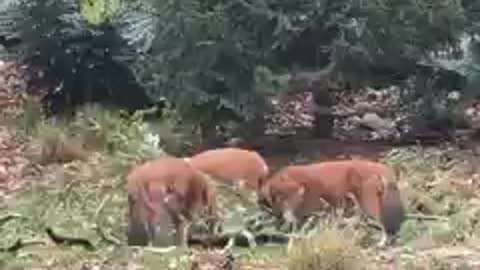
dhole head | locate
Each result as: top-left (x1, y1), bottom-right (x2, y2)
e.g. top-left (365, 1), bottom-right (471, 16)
top-left (257, 174), bottom-right (305, 218)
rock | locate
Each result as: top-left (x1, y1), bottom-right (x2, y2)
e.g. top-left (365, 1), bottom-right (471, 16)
top-left (359, 113), bottom-right (395, 132)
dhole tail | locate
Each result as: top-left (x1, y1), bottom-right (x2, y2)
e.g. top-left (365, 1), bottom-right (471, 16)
top-left (127, 194), bottom-right (150, 246)
top-left (380, 180), bottom-right (406, 237)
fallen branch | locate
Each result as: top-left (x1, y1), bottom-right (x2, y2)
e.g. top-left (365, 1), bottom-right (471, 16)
top-left (244, 212), bottom-right (279, 233)
top-left (142, 246), bottom-right (178, 254)
top-left (0, 213), bottom-right (24, 226)
top-left (0, 239), bottom-right (46, 253)
top-left (188, 231), bottom-right (290, 249)
top-left (406, 213), bottom-right (450, 222)
top-left (45, 227), bottom-right (95, 251)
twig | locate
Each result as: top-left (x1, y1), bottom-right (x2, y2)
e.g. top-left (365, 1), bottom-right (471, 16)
top-left (94, 195), bottom-right (110, 220)
top-left (406, 213), bottom-right (450, 222)
top-left (0, 239), bottom-right (46, 253)
top-left (45, 227), bottom-right (95, 251)
top-left (142, 246), bottom-right (178, 254)
top-left (0, 213), bottom-right (24, 226)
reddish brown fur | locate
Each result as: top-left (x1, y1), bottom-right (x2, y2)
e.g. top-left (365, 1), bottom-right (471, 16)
top-left (258, 159), bottom-right (405, 242)
top-left (188, 147), bottom-right (269, 191)
top-left (258, 162), bottom-right (357, 223)
top-left (343, 160), bottom-right (406, 236)
top-left (126, 156), bottom-right (219, 247)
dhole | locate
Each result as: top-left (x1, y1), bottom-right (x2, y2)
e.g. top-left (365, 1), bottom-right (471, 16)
top-left (126, 156), bottom-right (220, 247)
top-left (257, 159), bottom-right (406, 247)
top-left (187, 147), bottom-right (269, 191)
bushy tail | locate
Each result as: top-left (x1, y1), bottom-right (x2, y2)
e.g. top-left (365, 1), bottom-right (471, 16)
top-left (380, 181), bottom-right (406, 236)
top-left (127, 195), bottom-right (150, 246)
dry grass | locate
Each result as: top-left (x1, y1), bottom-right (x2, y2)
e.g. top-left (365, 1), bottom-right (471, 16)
top-left (3, 142), bottom-right (480, 270)
top-left (32, 122), bottom-right (90, 164)
top-left (287, 220), bottom-right (365, 270)
top-left (4, 103), bottom-right (480, 269)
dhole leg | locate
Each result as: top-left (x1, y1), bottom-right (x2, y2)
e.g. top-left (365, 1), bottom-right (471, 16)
top-left (205, 214), bottom-right (223, 235)
top-left (237, 179), bottom-right (247, 190)
top-left (377, 226), bottom-right (388, 248)
top-left (127, 218), bottom-right (150, 246)
top-left (127, 198), bottom-right (150, 246)
top-left (283, 209), bottom-right (299, 232)
top-left (274, 216), bottom-right (287, 231)
top-left (211, 220), bottom-right (223, 235)
top-left (176, 221), bottom-right (192, 248)
top-left (343, 194), bottom-right (363, 225)
top-left (333, 201), bottom-right (346, 218)
top-left (323, 204), bottom-right (341, 221)
top-left (150, 221), bottom-right (179, 247)
top-left (240, 229), bottom-right (257, 248)
top-left (344, 193), bottom-right (359, 217)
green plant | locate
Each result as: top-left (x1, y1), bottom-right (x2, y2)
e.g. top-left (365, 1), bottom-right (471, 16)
top-left (25, 103), bottom-right (181, 165)
top-left (81, 0), bottom-right (123, 25)
top-left (0, 0), bottom-right (155, 115)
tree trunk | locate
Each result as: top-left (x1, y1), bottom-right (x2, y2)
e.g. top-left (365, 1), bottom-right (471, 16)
top-left (286, 61), bottom-right (337, 139)
top-left (312, 88), bottom-right (334, 138)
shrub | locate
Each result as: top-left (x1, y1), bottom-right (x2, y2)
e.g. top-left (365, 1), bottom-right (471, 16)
top-left (32, 120), bottom-right (89, 164)
top-left (27, 103), bottom-right (187, 165)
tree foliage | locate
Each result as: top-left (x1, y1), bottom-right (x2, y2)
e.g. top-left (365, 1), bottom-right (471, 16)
top-left (81, 0), bottom-right (123, 25)
top-left (124, 0), bottom-right (473, 121)
top-left (0, 0), bottom-right (479, 130)
top-left (0, 0), bottom-right (155, 115)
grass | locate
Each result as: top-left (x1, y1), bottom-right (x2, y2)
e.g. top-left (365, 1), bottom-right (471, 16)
top-left (3, 103), bottom-right (480, 269)
top-left (287, 220), bottom-right (365, 270)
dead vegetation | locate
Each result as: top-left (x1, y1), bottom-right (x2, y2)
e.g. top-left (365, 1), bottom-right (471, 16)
top-left (287, 221), bottom-right (365, 270)
top-left (3, 111), bottom-right (480, 269)
top-left (2, 65), bottom-right (480, 269)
